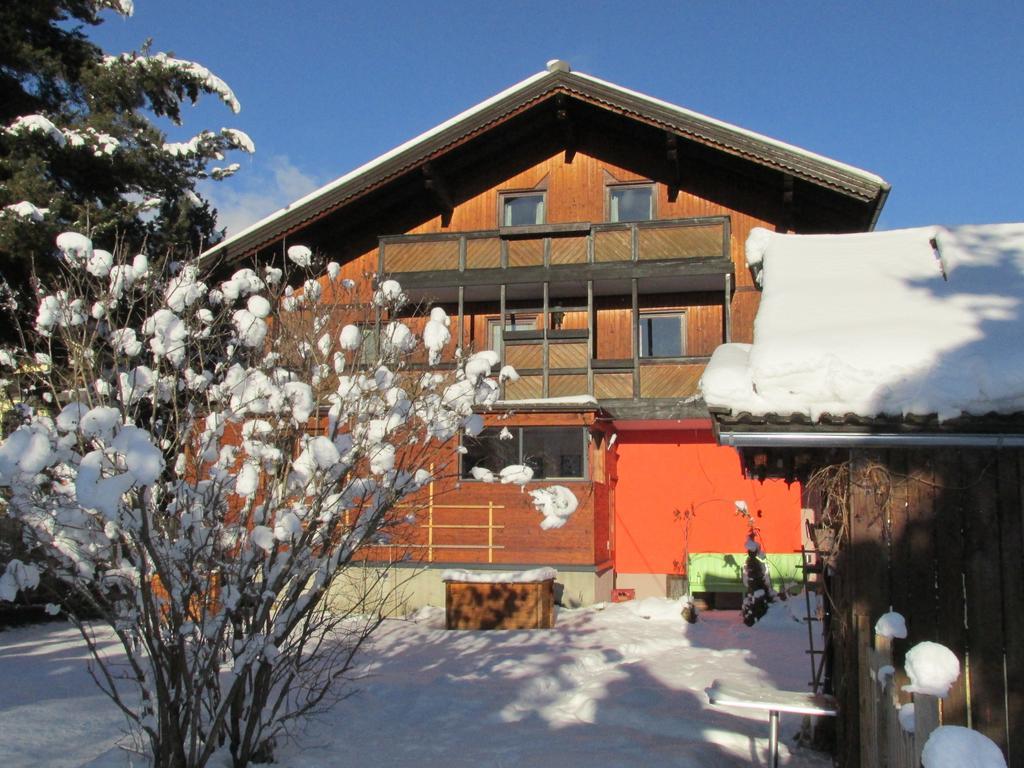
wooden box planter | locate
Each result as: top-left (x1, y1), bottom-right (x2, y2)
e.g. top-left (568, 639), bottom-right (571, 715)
top-left (443, 568), bottom-right (556, 630)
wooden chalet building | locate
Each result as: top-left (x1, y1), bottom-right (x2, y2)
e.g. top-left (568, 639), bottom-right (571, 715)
top-left (204, 60), bottom-right (889, 609)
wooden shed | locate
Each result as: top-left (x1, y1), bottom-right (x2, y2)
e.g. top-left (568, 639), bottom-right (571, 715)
top-left (703, 222), bottom-right (1024, 766)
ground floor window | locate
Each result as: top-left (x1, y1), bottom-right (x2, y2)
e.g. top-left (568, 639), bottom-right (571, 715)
top-left (462, 426), bottom-right (586, 480)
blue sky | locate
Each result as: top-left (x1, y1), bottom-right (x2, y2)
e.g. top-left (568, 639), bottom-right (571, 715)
top-left (89, 1), bottom-right (1023, 235)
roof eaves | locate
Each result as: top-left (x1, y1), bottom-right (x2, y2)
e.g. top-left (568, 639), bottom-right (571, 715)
top-left (566, 72), bottom-right (888, 201)
top-left (206, 67), bottom-right (890, 263)
top-left (204, 69), bottom-right (565, 262)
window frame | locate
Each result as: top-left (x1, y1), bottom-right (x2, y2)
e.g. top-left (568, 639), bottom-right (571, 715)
top-left (357, 323), bottom-right (380, 366)
top-left (460, 426), bottom-right (588, 481)
top-left (607, 182), bottom-right (656, 223)
top-left (486, 312), bottom-right (539, 357)
top-left (637, 310), bottom-right (687, 359)
top-left (499, 190), bottom-right (547, 228)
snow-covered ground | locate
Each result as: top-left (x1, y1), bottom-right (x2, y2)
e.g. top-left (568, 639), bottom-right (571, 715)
top-left (1, 598), bottom-right (831, 768)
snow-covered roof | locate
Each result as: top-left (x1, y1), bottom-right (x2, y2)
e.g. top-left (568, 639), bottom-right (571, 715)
top-left (701, 223), bottom-right (1024, 423)
top-left (204, 62), bottom-right (888, 262)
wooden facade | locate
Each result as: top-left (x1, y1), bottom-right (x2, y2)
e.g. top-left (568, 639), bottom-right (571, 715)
top-left (334, 147), bottom-right (777, 414)
top-left (825, 448), bottom-right (1024, 768)
top-left (717, 442), bottom-right (1024, 767)
top-left (204, 65), bottom-right (885, 607)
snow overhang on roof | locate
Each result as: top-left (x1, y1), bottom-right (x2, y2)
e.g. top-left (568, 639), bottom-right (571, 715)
top-left (701, 222), bottom-right (1024, 436)
top-left (203, 61), bottom-right (889, 263)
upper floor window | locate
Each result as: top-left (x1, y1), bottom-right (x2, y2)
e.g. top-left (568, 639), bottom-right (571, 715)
top-left (501, 191), bottom-right (546, 227)
top-left (487, 312), bottom-right (538, 355)
top-left (609, 184), bottom-right (654, 222)
top-left (638, 311), bottom-right (685, 358)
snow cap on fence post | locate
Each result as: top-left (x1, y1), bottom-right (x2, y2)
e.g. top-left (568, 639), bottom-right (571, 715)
top-left (921, 725), bottom-right (1007, 768)
top-left (902, 641), bottom-right (960, 697)
top-left (875, 610), bottom-right (908, 639)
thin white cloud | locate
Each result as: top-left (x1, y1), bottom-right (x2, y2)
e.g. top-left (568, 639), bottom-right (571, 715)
top-left (204, 155), bottom-right (322, 238)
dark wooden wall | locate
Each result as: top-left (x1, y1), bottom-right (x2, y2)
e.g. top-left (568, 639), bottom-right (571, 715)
top-left (821, 447), bottom-right (1024, 768)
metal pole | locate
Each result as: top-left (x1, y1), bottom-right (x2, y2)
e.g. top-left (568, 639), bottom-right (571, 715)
top-left (769, 709), bottom-right (780, 768)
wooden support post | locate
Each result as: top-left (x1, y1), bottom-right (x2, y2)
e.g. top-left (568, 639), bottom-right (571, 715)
top-left (631, 278), bottom-right (639, 399)
top-left (427, 471), bottom-right (435, 563)
top-left (724, 272), bottom-right (732, 343)
top-left (499, 283), bottom-right (506, 367)
top-left (542, 281), bottom-right (550, 397)
top-left (587, 279), bottom-right (594, 396)
top-left (457, 285), bottom-right (464, 362)
top-left (488, 502), bottom-right (494, 564)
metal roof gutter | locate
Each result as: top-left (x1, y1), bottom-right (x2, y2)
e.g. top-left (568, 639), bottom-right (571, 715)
top-left (717, 430), bottom-right (1024, 449)
top-left (867, 184), bottom-right (891, 231)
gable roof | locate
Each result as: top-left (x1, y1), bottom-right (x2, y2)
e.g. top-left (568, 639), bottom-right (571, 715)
top-left (701, 222), bottom-right (1024, 431)
top-left (204, 61), bottom-right (889, 263)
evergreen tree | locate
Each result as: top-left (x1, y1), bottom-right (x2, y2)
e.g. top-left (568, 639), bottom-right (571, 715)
top-left (0, 0), bottom-right (253, 339)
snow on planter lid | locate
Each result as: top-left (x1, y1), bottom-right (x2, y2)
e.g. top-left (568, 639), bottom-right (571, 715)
top-left (441, 567), bottom-right (557, 583)
top-left (921, 725), bottom-right (1007, 768)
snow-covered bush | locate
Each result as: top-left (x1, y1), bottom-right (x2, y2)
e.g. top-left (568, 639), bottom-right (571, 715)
top-left (0, 235), bottom-right (509, 768)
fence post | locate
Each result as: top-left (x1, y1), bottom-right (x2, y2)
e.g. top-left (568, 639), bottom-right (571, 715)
top-left (912, 694), bottom-right (940, 767)
top-left (875, 634), bottom-right (893, 768)
top-left (858, 614), bottom-right (877, 768)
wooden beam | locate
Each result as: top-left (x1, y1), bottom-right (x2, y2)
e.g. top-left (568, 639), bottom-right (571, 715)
top-left (390, 257), bottom-right (734, 290)
top-left (666, 133), bottom-right (682, 202)
top-left (631, 277), bottom-right (639, 399)
top-left (724, 271), bottom-right (732, 343)
top-left (555, 95), bottom-right (577, 164)
top-left (782, 174), bottom-right (795, 233)
top-left (421, 163), bottom-right (454, 227)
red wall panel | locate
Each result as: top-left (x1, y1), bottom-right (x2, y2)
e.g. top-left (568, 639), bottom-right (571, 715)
top-left (613, 428), bottom-right (802, 574)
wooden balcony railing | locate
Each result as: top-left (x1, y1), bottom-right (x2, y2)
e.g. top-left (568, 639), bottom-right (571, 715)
top-left (379, 216), bottom-right (729, 276)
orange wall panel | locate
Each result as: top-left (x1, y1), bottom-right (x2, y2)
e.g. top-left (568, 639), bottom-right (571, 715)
top-left (613, 429), bottom-right (801, 574)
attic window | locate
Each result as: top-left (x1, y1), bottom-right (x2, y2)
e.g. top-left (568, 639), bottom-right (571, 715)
top-left (501, 192), bottom-right (545, 227)
top-left (609, 184), bottom-right (654, 222)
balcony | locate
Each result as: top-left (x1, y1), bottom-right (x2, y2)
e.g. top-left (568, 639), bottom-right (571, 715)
top-left (377, 217), bottom-right (733, 413)
top-left (378, 216), bottom-right (732, 295)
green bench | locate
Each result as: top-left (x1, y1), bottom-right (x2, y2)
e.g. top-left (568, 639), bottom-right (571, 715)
top-left (686, 552), bottom-right (804, 594)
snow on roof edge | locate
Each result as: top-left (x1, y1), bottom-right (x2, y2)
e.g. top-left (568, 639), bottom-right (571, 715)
top-left (205, 70), bottom-right (553, 258)
top-left (572, 71), bottom-right (889, 188)
top-left (206, 67), bottom-right (888, 260)
top-left (702, 223), bottom-right (1024, 424)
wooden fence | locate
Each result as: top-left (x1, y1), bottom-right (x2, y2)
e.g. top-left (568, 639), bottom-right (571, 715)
top-left (813, 447), bottom-right (1024, 768)
top-left (861, 627), bottom-right (941, 767)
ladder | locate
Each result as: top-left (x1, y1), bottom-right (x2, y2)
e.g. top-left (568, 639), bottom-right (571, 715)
top-left (798, 520), bottom-right (832, 694)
